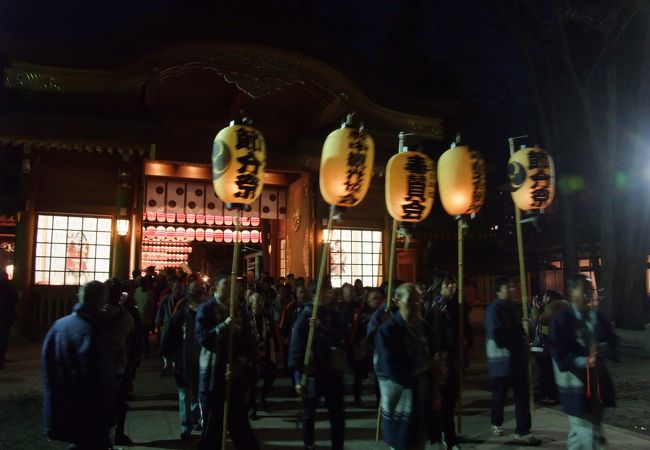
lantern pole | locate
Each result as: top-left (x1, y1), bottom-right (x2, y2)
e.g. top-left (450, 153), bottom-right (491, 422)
top-left (301, 205), bottom-right (337, 391)
top-left (222, 205), bottom-right (244, 450)
top-left (456, 215), bottom-right (466, 434)
top-left (508, 136), bottom-right (534, 418)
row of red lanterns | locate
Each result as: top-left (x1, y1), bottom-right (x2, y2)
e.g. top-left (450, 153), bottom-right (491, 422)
top-left (143, 226), bottom-right (262, 243)
top-left (142, 245), bottom-right (193, 253)
top-left (143, 213), bottom-right (261, 227)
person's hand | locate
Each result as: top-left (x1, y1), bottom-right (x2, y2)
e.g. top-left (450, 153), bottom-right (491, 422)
top-left (224, 316), bottom-right (233, 326)
top-left (162, 356), bottom-right (169, 371)
top-left (295, 384), bottom-right (303, 396)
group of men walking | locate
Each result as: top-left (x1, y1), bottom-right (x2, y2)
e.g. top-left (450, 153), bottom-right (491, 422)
top-left (38, 269), bottom-right (618, 450)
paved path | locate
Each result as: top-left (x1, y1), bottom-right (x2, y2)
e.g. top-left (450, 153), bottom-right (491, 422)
top-left (2, 340), bottom-right (650, 449)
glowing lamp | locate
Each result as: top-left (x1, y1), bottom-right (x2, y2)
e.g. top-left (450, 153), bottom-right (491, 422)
top-left (319, 125), bottom-right (375, 207)
top-left (250, 217), bottom-right (260, 227)
top-left (508, 146), bottom-right (555, 211)
top-left (437, 144), bottom-right (486, 216)
top-left (385, 151), bottom-right (436, 222)
top-left (196, 229), bottom-right (205, 242)
top-left (205, 229), bottom-right (215, 242)
top-left (212, 121), bottom-right (267, 204)
top-left (215, 229), bottom-right (224, 242)
top-left (224, 229), bottom-right (233, 243)
top-left (242, 230), bottom-right (251, 243)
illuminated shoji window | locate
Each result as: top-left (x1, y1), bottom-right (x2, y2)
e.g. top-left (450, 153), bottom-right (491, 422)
top-left (34, 215), bottom-right (112, 285)
top-left (325, 229), bottom-right (383, 288)
top-left (280, 238), bottom-right (287, 278)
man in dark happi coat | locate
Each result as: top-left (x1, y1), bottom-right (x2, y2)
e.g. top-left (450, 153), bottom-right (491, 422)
top-left (289, 287), bottom-right (347, 450)
top-left (549, 274), bottom-right (617, 450)
top-left (375, 283), bottom-right (441, 450)
top-left (195, 274), bottom-right (259, 450)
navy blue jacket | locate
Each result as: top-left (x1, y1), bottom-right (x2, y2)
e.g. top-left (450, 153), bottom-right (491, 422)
top-left (549, 305), bottom-right (617, 416)
top-left (485, 299), bottom-right (527, 378)
top-left (41, 303), bottom-right (116, 443)
top-left (288, 303), bottom-right (346, 382)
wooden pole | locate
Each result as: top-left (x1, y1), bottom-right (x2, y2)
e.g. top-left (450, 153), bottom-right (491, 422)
top-left (300, 205), bottom-right (336, 390)
top-left (457, 216), bottom-right (464, 434)
top-left (385, 219), bottom-right (399, 310)
top-left (221, 208), bottom-right (243, 450)
top-left (509, 137), bottom-right (534, 418)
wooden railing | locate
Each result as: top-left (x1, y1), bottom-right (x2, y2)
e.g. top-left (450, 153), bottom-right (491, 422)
top-left (29, 287), bottom-right (78, 338)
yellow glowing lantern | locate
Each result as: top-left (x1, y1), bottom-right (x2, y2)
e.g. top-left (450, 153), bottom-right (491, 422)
top-left (319, 125), bottom-right (375, 207)
top-left (437, 144), bottom-right (486, 216)
top-left (385, 151), bottom-right (436, 222)
top-left (212, 121), bottom-right (267, 205)
top-left (508, 146), bottom-right (555, 211)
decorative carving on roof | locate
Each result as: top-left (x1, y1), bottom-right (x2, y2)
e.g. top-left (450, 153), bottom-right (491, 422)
top-left (4, 71), bottom-right (62, 92)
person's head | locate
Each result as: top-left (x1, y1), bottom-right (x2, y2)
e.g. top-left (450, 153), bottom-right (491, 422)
top-left (543, 289), bottom-right (563, 304)
top-left (567, 274), bottom-right (592, 310)
top-left (248, 292), bottom-right (264, 314)
top-left (366, 288), bottom-right (383, 310)
top-left (213, 273), bottom-right (229, 298)
top-left (296, 277), bottom-right (305, 288)
top-left (430, 271), bottom-right (457, 298)
top-left (295, 285), bottom-right (309, 304)
top-left (277, 276), bottom-right (286, 286)
top-left (341, 283), bottom-right (354, 302)
top-left (79, 281), bottom-right (109, 311)
top-left (132, 269), bottom-right (141, 279)
top-left (188, 281), bottom-right (207, 304)
top-left (354, 279), bottom-right (363, 291)
top-left (105, 279), bottom-right (125, 306)
top-left (395, 283), bottom-right (419, 319)
top-left (171, 280), bottom-right (184, 299)
top-left (494, 276), bottom-right (514, 301)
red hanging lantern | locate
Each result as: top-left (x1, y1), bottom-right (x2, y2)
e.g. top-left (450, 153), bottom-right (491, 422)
top-left (196, 228), bottom-right (205, 241)
top-left (215, 229), bottom-right (224, 242)
top-left (224, 229), bottom-right (233, 243)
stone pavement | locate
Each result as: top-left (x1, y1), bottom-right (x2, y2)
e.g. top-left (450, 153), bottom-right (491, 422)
top-left (2, 340), bottom-right (650, 449)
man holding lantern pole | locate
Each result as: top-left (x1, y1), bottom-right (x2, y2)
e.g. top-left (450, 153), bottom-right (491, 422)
top-left (549, 274), bottom-right (617, 450)
top-left (195, 273), bottom-right (259, 450)
top-left (485, 277), bottom-right (541, 445)
top-left (288, 287), bottom-right (347, 450)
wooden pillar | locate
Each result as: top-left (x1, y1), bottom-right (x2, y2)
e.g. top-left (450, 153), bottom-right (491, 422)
top-left (12, 144), bottom-right (37, 335)
top-left (111, 160), bottom-right (132, 280)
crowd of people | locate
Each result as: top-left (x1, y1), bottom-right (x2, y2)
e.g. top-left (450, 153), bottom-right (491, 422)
top-left (34, 265), bottom-right (618, 450)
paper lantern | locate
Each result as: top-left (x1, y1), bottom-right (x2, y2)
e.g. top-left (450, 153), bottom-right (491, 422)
top-left (250, 217), bottom-right (260, 227)
top-left (205, 229), bottom-right (214, 242)
top-left (242, 230), bottom-right (251, 243)
top-left (215, 215), bottom-right (224, 225)
top-left (146, 212), bottom-right (156, 222)
top-left (206, 214), bottom-right (215, 225)
top-left (224, 229), bottom-right (233, 243)
top-left (196, 214), bottom-right (205, 225)
top-left (224, 215), bottom-right (233, 226)
top-left (186, 213), bottom-right (196, 224)
top-left (156, 226), bottom-right (166, 239)
top-left (508, 146), bottom-right (555, 211)
top-left (212, 122), bottom-right (267, 204)
top-left (156, 212), bottom-right (166, 222)
top-left (437, 144), bottom-right (486, 216)
top-left (177, 213), bottom-right (186, 223)
top-left (319, 125), bottom-right (375, 207)
top-left (166, 213), bottom-right (175, 223)
top-left (241, 216), bottom-right (251, 227)
top-left (175, 227), bottom-right (186, 240)
top-left (185, 228), bottom-right (195, 241)
top-left (251, 230), bottom-right (261, 243)
top-left (196, 229), bottom-right (205, 241)
top-left (385, 151), bottom-right (436, 222)
top-left (166, 226), bottom-right (176, 239)
top-left (145, 226), bottom-right (156, 239)
top-left (215, 229), bottom-right (224, 242)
